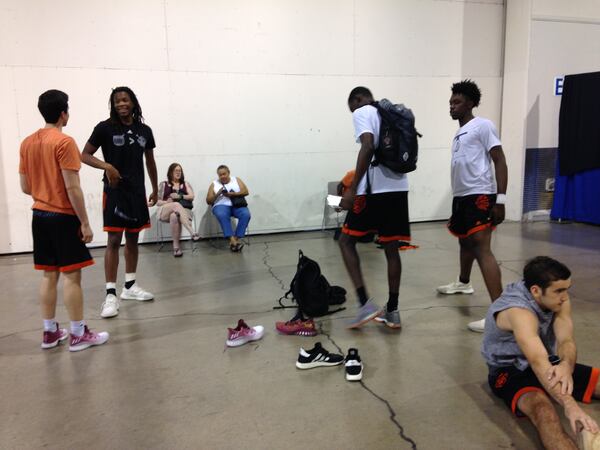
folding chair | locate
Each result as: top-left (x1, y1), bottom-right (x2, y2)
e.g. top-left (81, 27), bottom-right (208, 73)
top-left (322, 181), bottom-right (343, 231)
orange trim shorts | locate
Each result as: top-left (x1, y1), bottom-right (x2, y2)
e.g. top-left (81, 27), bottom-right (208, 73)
top-left (103, 186), bottom-right (151, 233)
top-left (489, 364), bottom-right (600, 417)
top-left (342, 191), bottom-right (410, 243)
top-left (447, 194), bottom-right (497, 238)
top-left (32, 209), bottom-right (94, 272)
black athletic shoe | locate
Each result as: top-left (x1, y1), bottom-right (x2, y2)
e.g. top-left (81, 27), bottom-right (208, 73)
top-left (345, 348), bottom-right (363, 381)
top-left (296, 342), bottom-right (344, 369)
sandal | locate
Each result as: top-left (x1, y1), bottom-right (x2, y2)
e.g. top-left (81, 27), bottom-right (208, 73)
top-left (229, 243), bottom-right (238, 252)
top-left (235, 242), bottom-right (244, 252)
top-left (173, 248), bottom-right (183, 257)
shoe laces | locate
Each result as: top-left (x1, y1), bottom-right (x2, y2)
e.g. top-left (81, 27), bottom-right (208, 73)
top-left (128, 284), bottom-right (143, 294)
top-left (234, 319), bottom-right (250, 330)
top-left (102, 295), bottom-right (118, 308)
top-left (312, 343), bottom-right (330, 357)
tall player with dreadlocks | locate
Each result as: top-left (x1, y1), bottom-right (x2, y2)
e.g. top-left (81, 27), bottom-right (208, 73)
top-left (82, 87), bottom-right (159, 318)
top-left (436, 80), bottom-right (508, 333)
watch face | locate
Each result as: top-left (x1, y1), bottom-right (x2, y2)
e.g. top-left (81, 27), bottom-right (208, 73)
top-left (548, 355), bottom-right (561, 365)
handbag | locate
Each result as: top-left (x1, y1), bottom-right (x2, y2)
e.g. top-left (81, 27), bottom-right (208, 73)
top-left (230, 195), bottom-right (248, 208)
top-left (177, 197), bottom-right (194, 209)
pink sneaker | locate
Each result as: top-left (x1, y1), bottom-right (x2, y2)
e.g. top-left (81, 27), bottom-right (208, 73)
top-left (276, 318), bottom-right (318, 336)
top-left (41, 326), bottom-right (68, 349)
top-left (226, 319), bottom-right (264, 347)
top-left (69, 326), bottom-right (109, 352)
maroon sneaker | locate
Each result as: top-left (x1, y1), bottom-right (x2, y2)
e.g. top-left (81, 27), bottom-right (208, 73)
top-left (69, 326), bottom-right (109, 352)
top-left (276, 318), bottom-right (318, 336)
top-left (41, 326), bottom-right (68, 349)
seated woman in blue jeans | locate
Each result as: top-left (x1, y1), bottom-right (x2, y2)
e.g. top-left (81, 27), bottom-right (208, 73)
top-left (205, 165), bottom-right (251, 252)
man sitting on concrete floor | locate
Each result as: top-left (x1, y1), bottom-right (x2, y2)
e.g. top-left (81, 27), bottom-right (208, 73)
top-left (482, 256), bottom-right (599, 450)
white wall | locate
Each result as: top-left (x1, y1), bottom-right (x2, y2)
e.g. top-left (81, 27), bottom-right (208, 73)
top-left (0, 0), bottom-right (505, 253)
top-left (500, 0), bottom-right (532, 220)
top-left (527, 1), bottom-right (600, 149)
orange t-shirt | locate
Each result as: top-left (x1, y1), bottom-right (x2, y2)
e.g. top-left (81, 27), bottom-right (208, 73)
top-left (340, 170), bottom-right (355, 194)
top-left (19, 128), bottom-right (81, 215)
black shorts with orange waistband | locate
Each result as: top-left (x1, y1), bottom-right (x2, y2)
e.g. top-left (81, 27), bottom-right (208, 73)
top-left (447, 193), bottom-right (497, 238)
top-left (342, 191), bottom-right (410, 243)
top-left (489, 363), bottom-right (600, 417)
top-left (103, 186), bottom-right (151, 233)
top-left (32, 209), bottom-right (94, 272)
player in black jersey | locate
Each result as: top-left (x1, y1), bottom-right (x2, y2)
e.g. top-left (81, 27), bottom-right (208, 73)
top-left (82, 87), bottom-right (158, 318)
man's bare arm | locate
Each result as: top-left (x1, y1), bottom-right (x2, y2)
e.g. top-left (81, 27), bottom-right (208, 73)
top-left (505, 308), bottom-right (598, 433)
top-left (20, 174), bottom-right (31, 195)
top-left (82, 142), bottom-right (121, 188)
top-left (490, 146), bottom-right (507, 195)
top-left (490, 146), bottom-right (507, 225)
top-left (340, 133), bottom-right (374, 210)
top-left (61, 169), bottom-right (93, 243)
top-left (144, 148), bottom-right (158, 206)
top-left (548, 301), bottom-right (577, 395)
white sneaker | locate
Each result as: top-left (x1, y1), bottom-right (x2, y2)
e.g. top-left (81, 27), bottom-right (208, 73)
top-left (437, 278), bottom-right (474, 295)
top-left (468, 318), bottom-right (486, 333)
top-left (100, 294), bottom-right (120, 318)
top-left (120, 283), bottom-right (154, 301)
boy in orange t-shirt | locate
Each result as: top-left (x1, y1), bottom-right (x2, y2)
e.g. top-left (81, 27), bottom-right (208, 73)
top-left (19, 90), bottom-right (108, 352)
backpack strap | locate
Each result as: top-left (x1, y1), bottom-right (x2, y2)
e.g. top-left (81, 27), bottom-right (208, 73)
top-left (273, 293), bottom-right (297, 310)
top-left (317, 306), bottom-right (346, 316)
top-left (273, 251), bottom-right (303, 310)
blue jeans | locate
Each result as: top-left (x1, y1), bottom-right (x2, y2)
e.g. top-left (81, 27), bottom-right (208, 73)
top-left (212, 205), bottom-right (251, 238)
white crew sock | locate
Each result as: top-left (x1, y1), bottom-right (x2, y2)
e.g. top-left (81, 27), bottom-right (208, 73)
top-left (124, 273), bottom-right (136, 288)
top-left (70, 320), bottom-right (85, 337)
top-left (43, 319), bottom-right (57, 332)
top-left (125, 273), bottom-right (136, 282)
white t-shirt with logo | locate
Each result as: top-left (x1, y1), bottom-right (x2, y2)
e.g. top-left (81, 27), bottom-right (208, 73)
top-left (450, 116), bottom-right (502, 197)
top-left (352, 105), bottom-right (409, 195)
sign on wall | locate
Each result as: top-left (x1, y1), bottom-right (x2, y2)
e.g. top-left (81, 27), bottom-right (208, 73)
top-left (554, 76), bottom-right (564, 96)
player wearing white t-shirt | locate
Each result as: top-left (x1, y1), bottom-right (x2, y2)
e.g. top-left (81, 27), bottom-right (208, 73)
top-left (339, 86), bottom-right (411, 329)
top-left (437, 80), bottom-right (508, 333)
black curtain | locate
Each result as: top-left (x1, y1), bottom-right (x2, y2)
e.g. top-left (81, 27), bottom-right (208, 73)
top-left (558, 71), bottom-right (600, 176)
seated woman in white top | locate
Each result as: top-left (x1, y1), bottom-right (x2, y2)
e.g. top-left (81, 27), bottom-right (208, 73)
top-left (156, 163), bottom-right (199, 257)
top-left (205, 165), bottom-right (251, 252)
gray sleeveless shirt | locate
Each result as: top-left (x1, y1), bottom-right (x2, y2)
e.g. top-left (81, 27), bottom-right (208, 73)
top-left (481, 281), bottom-right (556, 373)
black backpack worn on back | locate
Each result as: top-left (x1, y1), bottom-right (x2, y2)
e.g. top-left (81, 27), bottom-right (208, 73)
top-left (275, 250), bottom-right (346, 317)
top-left (372, 98), bottom-right (422, 174)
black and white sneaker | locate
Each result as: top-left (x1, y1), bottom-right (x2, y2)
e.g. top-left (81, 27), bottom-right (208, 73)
top-left (345, 348), bottom-right (363, 381)
top-left (296, 342), bottom-right (344, 370)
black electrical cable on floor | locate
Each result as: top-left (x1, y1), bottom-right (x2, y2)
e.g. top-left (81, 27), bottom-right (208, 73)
top-left (317, 322), bottom-right (418, 449)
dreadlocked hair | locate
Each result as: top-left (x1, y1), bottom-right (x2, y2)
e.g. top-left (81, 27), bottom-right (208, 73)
top-left (109, 86), bottom-right (144, 124)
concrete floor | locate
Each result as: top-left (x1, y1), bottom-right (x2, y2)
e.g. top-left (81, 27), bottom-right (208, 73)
top-left (1, 221), bottom-right (600, 450)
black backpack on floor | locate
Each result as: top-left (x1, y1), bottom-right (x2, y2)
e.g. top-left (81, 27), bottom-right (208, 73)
top-left (275, 250), bottom-right (346, 317)
top-left (372, 98), bottom-right (422, 174)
